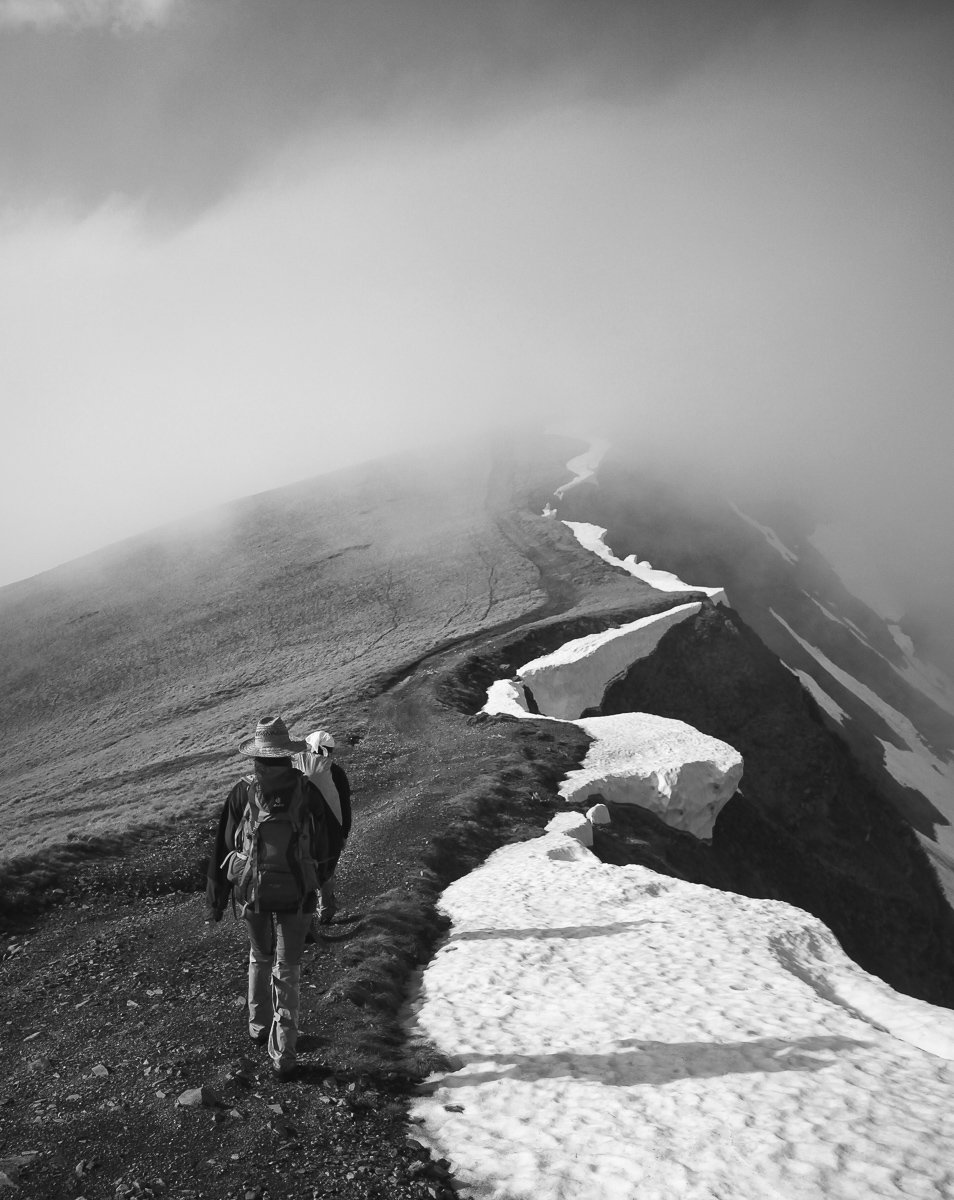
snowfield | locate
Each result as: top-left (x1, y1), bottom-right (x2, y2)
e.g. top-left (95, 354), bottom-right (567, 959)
top-left (407, 824), bottom-right (954, 1200)
top-left (405, 436), bottom-right (954, 1199)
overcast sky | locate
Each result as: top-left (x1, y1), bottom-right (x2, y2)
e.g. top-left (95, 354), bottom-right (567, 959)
top-left (2, 0), bottom-right (953, 624)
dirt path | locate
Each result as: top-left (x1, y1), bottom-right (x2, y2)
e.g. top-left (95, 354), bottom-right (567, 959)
top-left (0, 483), bottom-right (666, 1198)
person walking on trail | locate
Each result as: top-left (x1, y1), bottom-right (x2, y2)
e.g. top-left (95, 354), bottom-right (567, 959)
top-left (293, 730), bottom-right (352, 924)
top-left (206, 716), bottom-right (332, 1081)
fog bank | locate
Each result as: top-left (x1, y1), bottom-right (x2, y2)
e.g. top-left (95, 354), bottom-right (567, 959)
top-left (1, 1), bottom-right (952, 649)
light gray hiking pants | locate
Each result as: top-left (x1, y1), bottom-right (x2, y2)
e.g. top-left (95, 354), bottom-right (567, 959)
top-left (245, 910), bottom-right (312, 1070)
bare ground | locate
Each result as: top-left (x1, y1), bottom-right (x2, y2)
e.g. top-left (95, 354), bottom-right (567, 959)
top-left (0, 688), bottom-right (593, 1200)
top-left (0, 437), bottom-right (666, 1199)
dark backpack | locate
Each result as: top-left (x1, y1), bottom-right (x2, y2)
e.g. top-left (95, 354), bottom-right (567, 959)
top-left (223, 775), bottom-right (319, 914)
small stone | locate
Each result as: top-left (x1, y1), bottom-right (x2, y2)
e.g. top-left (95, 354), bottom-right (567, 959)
top-left (175, 1086), bottom-right (221, 1108)
top-left (91, 1064), bottom-right (109, 1078)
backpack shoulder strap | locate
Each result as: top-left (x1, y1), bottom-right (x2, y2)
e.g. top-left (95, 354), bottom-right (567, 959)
top-left (236, 777), bottom-right (267, 844)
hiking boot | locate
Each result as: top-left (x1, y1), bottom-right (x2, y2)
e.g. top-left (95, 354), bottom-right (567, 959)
top-left (318, 896), bottom-right (337, 926)
top-left (249, 1029), bottom-right (268, 1046)
top-left (271, 1061), bottom-right (297, 1082)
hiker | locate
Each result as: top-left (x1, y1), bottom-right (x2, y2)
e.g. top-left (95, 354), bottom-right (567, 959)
top-left (206, 716), bottom-right (332, 1080)
top-left (293, 730), bottom-right (352, 924)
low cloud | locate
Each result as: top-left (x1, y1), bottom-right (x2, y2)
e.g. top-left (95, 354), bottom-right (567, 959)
top-left (1, 1), bottom-right (952, 661)
top-left (0, 0), bottom-right (177, 29)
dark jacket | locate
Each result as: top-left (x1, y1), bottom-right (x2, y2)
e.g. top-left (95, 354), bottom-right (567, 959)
top-left (206, 761), bottom-right (332, 916)
top-left (323, 763), bottom-right (352, 870)
top-left (290, 756), bottom-right (352, 874)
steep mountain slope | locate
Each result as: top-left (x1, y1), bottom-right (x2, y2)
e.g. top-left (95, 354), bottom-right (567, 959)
top-left (556, 455), bottom-right (954, 898)
top-left (3, 431), bottom-right (954, 1198)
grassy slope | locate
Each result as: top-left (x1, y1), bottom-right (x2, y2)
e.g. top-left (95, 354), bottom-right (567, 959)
top-left (0, 434), bottom-right (676, 1199)
top-left (0, 435), bottom-right (598, 864)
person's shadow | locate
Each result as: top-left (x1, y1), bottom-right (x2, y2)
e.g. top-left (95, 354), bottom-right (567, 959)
top-left (446, 919), bottom-right (662, 943)
top-left (423, 1033), bottom-right (872, 1091)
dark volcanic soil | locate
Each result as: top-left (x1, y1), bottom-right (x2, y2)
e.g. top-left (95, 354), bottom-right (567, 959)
top-left (0, 434), bottom-right (662, 1200)
top-left (0, 627), bottom-right (597, 1200)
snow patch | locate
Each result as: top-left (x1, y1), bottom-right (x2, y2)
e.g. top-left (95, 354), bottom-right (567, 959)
top-left (517, 603), bottom-right (702, 720)
top-left (562, 712), bottom-right (742, 839)
top-left (772, 610), bottom-right (954, 843)
top-left (804, 592), bottom-right (874, 650)
top-left (888, 623), bottom-right (915, 658)
top-left (562, 520), bottom-right (727, 603)
top-left (481, 678), bottom-right (532, 718)
top-left (887, 623), bottom-right (954, 719)
top-left (730, 502), bottom-right (799, 565)
top-left (407, 833), bottom-right (954, 1200)
top-left (802, 594), bottom-right (954, 719)
top-left (545, 810), bottom-right (594, 847)
top-left (482, 609), bottom-right (741, 841)
top-left (553, 437), bottom-right (610, 499)
top-left (787, 666), bottom-right (848, 724)
top-left (771, 923), bottom-right (954, 1060)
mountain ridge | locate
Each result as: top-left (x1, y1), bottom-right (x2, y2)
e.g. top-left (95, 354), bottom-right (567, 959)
top-left (3, 430), bottom-right (954, 1197)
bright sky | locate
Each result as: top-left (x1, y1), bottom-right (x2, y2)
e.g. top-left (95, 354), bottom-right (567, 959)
top-left (2, 1), bottom-right (954, 597)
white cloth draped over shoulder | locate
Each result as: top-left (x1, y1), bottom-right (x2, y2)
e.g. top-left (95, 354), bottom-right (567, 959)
top-left (293, 751), bottom-right (344, 825)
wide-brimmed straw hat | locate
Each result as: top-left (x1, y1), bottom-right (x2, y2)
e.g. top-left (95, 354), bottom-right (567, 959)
top-left (239, 716), bottom-right (307, 758)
